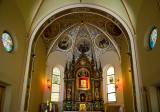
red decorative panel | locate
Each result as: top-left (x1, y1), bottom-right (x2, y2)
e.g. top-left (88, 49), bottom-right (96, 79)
top-left (79, 78), bottom-right (88, 88)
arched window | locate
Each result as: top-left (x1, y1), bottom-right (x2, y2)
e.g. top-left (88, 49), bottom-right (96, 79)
top-left (51, 67), bottom-right (61, 102)
top-left (107, 66), bottom-right (116, 102)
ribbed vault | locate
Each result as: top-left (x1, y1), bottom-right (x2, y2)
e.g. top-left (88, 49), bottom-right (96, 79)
top-left (41, 13), bottom-right (124, 64)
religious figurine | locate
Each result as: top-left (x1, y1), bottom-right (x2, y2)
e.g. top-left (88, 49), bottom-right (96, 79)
top-left (95, 88), bottom-right (99, 99)
top-left (78, 70), bottom-right (88, 77)
top-left (82, 96), bottom-right (85, 101)
top-left (88, 92), bottom-right (91, 100)
top-left (75, 92), bottom-right (79, 100)
top-left (80, 94), bottom-right (86, 102)
top-left (67, 88), bottom-right (71, 99)
top-left (80, 104), bottom-right (86, 111)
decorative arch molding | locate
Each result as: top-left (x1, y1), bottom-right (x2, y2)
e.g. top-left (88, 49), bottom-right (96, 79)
top-left (20, 4), bottom-right (143, 112)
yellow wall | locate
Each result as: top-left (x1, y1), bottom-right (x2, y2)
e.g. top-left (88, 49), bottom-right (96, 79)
top-left (0, 0), bottom-right (27, 111)
top-left (120, 37), bottom-right (134, 112)
top-left (13, 0), bottom-right (42, 31)
top-left (28, 37), bottom-right (46, 112)
top-left (136, 0), bottom-right (160, 87)
top-left (136, 0), bottom-right (160, 111)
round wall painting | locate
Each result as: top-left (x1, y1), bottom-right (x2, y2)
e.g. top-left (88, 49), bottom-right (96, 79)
top-left (58, 34), bottom-right (72, 50)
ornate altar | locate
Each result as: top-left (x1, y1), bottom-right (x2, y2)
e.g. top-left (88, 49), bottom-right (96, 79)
top-left (63, 53), bottom-right (104, 111)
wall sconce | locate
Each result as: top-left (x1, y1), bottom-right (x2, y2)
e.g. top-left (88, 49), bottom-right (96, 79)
top-left (47, 79), bottom-right (51, 89)
top-left (126, 52), bottom-right (131, 56)
top-left (31, 53), bottom-right (36, 72)
top-left (32, 54), bottom-right (36, 58)
top-left (129, 67), bottom-right (131, 72)
top-left (115, 78), bottom-right (119, 89)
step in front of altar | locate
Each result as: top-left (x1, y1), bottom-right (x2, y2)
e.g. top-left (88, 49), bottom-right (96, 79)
top-left (63, 111), bottom-right (102, 112)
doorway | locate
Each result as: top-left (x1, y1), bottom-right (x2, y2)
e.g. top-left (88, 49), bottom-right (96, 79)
top-left (0, 84), bottom-right (6, 112)
top-left (157, 87), bottom-right (160, 111)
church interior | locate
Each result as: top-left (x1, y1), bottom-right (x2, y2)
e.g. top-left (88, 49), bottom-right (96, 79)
top-left (0, 0), bottom-right (160, 112)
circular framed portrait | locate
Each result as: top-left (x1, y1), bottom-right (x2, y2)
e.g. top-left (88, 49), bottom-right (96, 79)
top-left (105, 22), bottom-right (122, 37)
top-left (43, 22), bottom-right (60, 40)
top-left (95, 34), bottom-right (110, 49)
top-left (58, 34), bottom-right (72, 50)
top-left (77, 38), bottom-right (90, 53)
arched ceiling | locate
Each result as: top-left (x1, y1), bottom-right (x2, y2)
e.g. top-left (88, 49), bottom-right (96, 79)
top-left (40, 13), bottom-right (124, 64)
top-left (12, 0), bottom-right (145, 33)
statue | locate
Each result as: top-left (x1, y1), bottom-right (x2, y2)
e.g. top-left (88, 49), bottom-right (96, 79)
top-left (78, 70), bottom-right (88, 77)
top-left (88, 92), bottom-right (91, 100)
top-left (95, 88), bottom-right (99, 99)
top-left (67, 88), bottom-right (71, 99)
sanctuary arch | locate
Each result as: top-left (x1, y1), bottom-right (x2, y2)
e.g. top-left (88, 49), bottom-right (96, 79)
top-left (21, 4), bottom-right (143, 112)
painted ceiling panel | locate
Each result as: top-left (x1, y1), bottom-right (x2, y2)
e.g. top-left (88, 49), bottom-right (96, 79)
top-left (40, 13), bottom-right (123, 65)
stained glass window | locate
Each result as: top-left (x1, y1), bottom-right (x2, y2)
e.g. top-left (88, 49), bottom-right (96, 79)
top-left (51, 67), bottom-right (61, 102)
top-left (149, 28), bottom-right (157, 49)
top-left (107, 66), bottom-right (116, 102)
top-left (2, 32), bottom-right (13, 52)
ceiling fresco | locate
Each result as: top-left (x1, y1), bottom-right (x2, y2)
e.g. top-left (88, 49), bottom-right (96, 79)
top-left (41, 13), bottom-right (123, 63)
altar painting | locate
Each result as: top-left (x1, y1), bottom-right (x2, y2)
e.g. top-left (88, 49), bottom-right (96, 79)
top-left (76, 68), bottom-right (90, 90)
top-left (79, 78), bottom-right (88, 88)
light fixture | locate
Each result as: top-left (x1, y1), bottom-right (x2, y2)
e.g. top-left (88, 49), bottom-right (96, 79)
top-left (126, 52), bottom-right (131, 56)
top-left (32, 54), bottom-right (36, 58)
top-left (47, 79), bottom-right (51, 89)
top-left (31, 54), bottom-right (36, 72)
top-left (115, 78), bottom-right (119, 89)
top-left (129, 67), bottom-right (131, 72)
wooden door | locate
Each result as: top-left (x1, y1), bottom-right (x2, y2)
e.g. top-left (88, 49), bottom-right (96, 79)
top-left (0, 85), bottom-right (5, 112)
top-left (157, 87), bottom-right (160, 111)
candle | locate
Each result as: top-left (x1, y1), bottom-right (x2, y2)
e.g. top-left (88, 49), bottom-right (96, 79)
top-left (47, 100), bottom-right (49, 106)
top-left (49, 103), bottom-right (52, 111)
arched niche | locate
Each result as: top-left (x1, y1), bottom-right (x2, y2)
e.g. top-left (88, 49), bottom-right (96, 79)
top-left (100, 51), bottom-right (123, 108)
